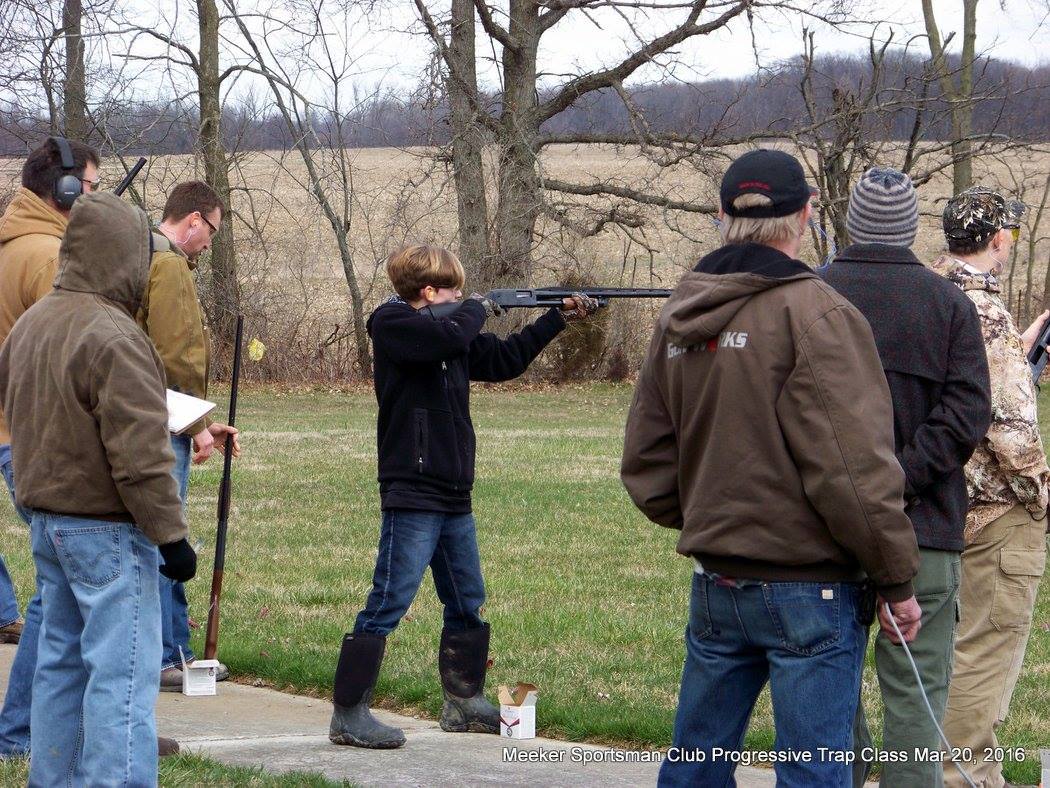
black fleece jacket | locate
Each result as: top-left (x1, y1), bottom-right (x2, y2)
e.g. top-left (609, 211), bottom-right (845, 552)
top-left (823, 244), bottom-right (992, 551)
top-left (367, 297), bottom-right (566, 512)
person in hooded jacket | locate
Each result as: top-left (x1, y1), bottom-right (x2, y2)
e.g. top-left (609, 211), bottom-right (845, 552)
top-left (0, 191), bottom-right (196, 786)
top-left (621, 149), bottom-right (922, 788)
top-left (0, 137), bottom-right (100, 758)
top-left (328, 243), bottom-right (596, 749)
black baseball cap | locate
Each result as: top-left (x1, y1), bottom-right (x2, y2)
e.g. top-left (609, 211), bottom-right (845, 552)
top-left (720, 149), bottom-right (814, 218)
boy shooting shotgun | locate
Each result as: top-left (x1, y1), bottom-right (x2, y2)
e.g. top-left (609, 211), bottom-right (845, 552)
top-left (329, 243), bottom-right (598, 749)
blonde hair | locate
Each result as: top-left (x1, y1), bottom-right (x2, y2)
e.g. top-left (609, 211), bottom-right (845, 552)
top-left (385, 243), bottom-right (466, 301)
top-left (720, 194), bottom-right (806, 246)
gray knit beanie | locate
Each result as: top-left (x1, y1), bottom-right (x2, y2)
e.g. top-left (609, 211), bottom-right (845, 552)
top-left (846, 167), bottom-right (919, 247)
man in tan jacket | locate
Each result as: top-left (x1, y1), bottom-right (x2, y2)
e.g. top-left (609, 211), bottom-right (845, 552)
top-left (931, 188), bottom-right (1048, 788)
top-left (138, 180), bottom-right (239, 690)
top-left (0, 191), bottom-right (195, 786)
top-left (622, 149), bottom-right (921, 788)
top-left (0, 137), bottom-right (98, 757)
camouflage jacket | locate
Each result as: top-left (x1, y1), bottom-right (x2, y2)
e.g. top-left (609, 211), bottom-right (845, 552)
top-left (930, 255), bottom-right (1049, 541)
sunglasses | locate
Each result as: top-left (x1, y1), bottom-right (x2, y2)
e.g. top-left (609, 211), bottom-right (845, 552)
top-left (1010, 227), bottom-right (1021, 242)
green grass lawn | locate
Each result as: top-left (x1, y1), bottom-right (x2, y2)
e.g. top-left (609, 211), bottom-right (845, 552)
top-left (0, 752), bottom-right (348, 786)
top-left (0, 383), bottom-right (1046, 784)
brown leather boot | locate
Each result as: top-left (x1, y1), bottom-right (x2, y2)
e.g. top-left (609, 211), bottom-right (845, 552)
top-left (158, 737), bottom-right (180, 757)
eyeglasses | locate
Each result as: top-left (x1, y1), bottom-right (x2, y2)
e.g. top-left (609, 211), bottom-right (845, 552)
top-left (80, 177), bottom-right (101, 191)
top-left (198, 211), bottom-right (219, 236)
top-left (1010, 227), bottom-right (1021, 242)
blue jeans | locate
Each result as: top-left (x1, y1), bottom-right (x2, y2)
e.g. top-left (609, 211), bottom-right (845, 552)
top-left (0, 447), bottom-right (37, 758)
top-left (29, 511), bottom-right (161, 787)
top-left (658, 571), bottom-right (867, 788)
top-left (0, 446), bottom-right (24, 628)
top-left (354, 510), bottom-right (486, 636)
top-left (160, 435), bottom-right (193, 670)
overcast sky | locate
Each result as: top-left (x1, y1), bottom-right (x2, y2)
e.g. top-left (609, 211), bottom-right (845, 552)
top-left (116, 0), bottom-right (1050, 105)
top-left (339, 0), bottom-right (1050, 92)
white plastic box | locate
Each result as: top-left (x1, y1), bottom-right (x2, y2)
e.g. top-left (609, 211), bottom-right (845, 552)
top-left (180, 647), bottom-right (220, 696)
top-left (498, 683), bottom-right (538, 739)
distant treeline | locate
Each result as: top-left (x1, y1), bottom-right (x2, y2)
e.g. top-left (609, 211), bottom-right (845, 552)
top-left (1, 51), bottom-right (1048, 155)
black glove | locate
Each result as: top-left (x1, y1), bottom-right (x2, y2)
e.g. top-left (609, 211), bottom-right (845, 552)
top-left (158, 539), bottom-right (197, 582)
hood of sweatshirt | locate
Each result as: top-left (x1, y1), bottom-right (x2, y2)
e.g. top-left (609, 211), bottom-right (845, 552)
top-left (660, 243), bottom-right (816, 345)
top-left (0, 187), bottom-right (67, 244)
top-left (53, 192), bottom-right (152, 315)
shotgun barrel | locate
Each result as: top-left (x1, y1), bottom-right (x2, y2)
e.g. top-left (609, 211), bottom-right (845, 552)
top-left (114, 157), bottom-right (147, 197)
top-left (204, 315), bottom-right (244, 661)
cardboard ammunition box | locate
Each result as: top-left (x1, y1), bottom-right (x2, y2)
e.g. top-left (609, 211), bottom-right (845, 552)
top-left (498, 683), bottom-right (538, 739)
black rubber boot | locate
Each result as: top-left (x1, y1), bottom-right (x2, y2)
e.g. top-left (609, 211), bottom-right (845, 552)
top-left (438, 623), bottom-right (500, 734)
top-left (329, 632), bottom-right (406, 749)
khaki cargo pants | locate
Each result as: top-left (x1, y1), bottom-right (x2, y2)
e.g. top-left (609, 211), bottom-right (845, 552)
top-left (943, 504), bottom-right (1047, 788)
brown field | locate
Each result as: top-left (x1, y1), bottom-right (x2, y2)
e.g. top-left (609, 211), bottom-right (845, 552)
top-left (3, 144), bottom-right (1048, 375)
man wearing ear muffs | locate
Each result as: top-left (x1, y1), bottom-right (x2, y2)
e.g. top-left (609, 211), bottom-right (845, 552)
top-left (0, 136), bottom-right (100, 757)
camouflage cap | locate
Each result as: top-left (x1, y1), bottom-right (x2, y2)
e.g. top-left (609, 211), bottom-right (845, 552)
top-left (943, 186), bottom-right (1027, 244)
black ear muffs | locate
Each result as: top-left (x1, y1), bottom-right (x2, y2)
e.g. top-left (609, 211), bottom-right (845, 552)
top-left (50, 136), bottom-right (82, 211)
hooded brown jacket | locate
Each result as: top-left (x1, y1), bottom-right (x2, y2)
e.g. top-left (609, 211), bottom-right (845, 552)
top-left (0, 192), bottom-right (187, 546)
top-left (622, 243), bottom-right (919, 601)
top-left (0, 187), bottom-right (68, 444)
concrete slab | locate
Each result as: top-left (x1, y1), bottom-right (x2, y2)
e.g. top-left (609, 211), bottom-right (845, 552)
top-left (0, 643), bottom-right (778, 786)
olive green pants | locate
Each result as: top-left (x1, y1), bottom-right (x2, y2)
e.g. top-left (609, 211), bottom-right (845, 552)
top-left (942, 505), bottom-right (1047, 788)
top-left (853, 547), bottom-right (961, 787)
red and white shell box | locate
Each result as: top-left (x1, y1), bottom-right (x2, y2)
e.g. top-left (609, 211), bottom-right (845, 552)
top-left (498, 683), bottom-right (538, 739)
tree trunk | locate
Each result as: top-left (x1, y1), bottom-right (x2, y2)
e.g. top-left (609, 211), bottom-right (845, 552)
top-left (448, 0), bottom-right (491, 284)
top-left (951, 0), bottom-right (978, 193)
top-left (196, 0), bottom-right (240, 349)
top-left (489, 0), bottom-right (541, 288)
top-left (62, 0), bottom-right (89, 142)
top-left (921, 0), bottom-right (977, 194)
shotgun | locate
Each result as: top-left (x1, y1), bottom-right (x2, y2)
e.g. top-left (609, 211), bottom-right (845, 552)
top-left (204, 315), bottom-right (244, 661)
top-left (426, 287), bottom-right (672, 318)
top-left (114, 157), bottom-right (147, 197)
top-left (1028, 315), bottom-right (1050, 385)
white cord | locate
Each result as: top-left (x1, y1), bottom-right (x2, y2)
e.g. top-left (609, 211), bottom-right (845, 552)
top-left (883, 603), bottom-right (977, 788)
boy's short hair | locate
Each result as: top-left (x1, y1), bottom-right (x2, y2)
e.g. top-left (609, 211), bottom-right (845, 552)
top-left (22, 138), bottom-right (100, 200)
top-left (386, 244), bottom-right (466, 301)
top-left (720, 194), bottom-right (805, 246)
top-left (162, 181), bottom-right (225, 223)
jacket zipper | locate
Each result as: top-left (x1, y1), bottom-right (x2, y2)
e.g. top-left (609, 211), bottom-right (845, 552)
top-left (415, 411), bottom-right (425, 472)
top-left (442, 362), bottom-right (459, 490)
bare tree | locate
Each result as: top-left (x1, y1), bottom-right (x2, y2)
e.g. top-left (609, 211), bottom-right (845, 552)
top-left (920, 0), bottom-right (978, 194)
top-left (222, 0), bottom-right (377, 375)
top-left (414, 0), bottom-right (781, 287)
top-left (122, 1), bottom-right (242, 346)
top-left (61, 0), bottom-right (88, 141)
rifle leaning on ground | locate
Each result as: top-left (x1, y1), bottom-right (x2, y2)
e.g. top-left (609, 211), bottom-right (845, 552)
top-left (426, 287), bottom-right (673, 318)
top-left (204, 315), bottom-right (244, 661)
top-left (1027, 316), bottom-right (1050, 385)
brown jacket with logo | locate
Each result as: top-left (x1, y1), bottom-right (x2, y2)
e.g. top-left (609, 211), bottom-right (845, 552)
top-left (621, 243), bottom-right (919, 601)
top-left (136, 232), bottom-right (211, 436)
top-left (0, 192), bottom-right (187, 546)
top-left (0, 188), bottom-right (68, 444)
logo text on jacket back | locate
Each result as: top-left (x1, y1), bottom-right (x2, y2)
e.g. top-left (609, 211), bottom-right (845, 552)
top-left (667, 331), bottom-right (749, 359)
